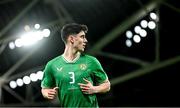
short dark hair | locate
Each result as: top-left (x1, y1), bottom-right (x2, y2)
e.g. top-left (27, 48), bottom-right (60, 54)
top-left (61, 23), bottom-right (88, 43)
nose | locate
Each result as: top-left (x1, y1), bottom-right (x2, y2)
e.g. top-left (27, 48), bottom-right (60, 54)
top-left (84, 38), bottom-right (88, 43)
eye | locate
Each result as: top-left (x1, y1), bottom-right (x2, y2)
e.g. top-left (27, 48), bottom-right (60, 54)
top-left (80, 35), bottom-right (85, 39)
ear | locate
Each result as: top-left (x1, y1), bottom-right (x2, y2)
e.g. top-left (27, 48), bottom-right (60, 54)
top-left (68, 35), bottom-right (74, 44)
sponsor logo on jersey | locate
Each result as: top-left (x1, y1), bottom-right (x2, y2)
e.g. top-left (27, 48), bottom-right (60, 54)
top-left (57, 67), bottom-right (63, 72)
top-left (79, 64), bottom-right (87, 70)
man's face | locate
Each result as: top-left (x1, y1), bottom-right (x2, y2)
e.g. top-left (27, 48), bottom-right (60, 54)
top-left (72, 31), bottom-right (88, 52)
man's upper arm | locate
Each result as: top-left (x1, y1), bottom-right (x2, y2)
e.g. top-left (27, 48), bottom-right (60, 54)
top-left (91, 57), bottom-right (109, 85)
top-left (41, 62), bottom-right (55, 88)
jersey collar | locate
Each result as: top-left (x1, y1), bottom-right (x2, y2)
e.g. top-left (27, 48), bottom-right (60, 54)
top-left (61, 53), bottom-right (80, 63)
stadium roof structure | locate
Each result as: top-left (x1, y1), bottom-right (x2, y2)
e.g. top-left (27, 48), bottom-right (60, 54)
top-left (0, 0), bottom-right (179, 107)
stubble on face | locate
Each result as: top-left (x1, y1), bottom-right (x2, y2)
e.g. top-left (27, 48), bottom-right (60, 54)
top-left (73, 31), bottom-right (87, 52)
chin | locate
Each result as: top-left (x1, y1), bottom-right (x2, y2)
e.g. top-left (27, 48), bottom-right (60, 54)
top-left (80, 50), bottom-right (84, 52)
top-left (79, 49), bottom-right (84, 52)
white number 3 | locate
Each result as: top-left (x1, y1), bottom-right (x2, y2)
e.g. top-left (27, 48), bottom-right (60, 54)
top-left (69, 72), bottom-right (75, 84)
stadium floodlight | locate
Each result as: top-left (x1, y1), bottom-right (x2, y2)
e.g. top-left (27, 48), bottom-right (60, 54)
top-left (9, 24), bottom-right (51, 49)
top-left (139, 29), bottom-right (147, 37)
top-left (148, 21), bottom-right (156, 29)
top-left (126, 30), bottom-right (133, 38)
top-left (14, 38), bottom-right (23, 47)
top-left (134, 26), bottom-right (141, 34)
top-left (140, 20), bottom-right (148, 28)
top-left (34, 24), bottom-right (40, 29)
top-left (24, 25), bottom-right (31, 32)
top-left (9, 81), bottom-right (17, 89)
top-left (124, 11), bottom-right (158, 47)
top-left (125, 39), bottom-right (132, 47)
top-left (133, 35), bottom-right (141, 43)
top-left (36, 71), bottom-right (43, 80)
top-left (16, 78), bottom-right (24, 87)
top-left (13, 31), bottom-right (44, 48)
top-left (30, 73), bottom-right (38, 82)
top-left (9, 42), bottom-right (15, 49)
top-left (23, 76), bottom-right (31, 85)
top-left (20, 31), bottom-right (43, 46)
top-left (150, 12), bottom-right (157, 20)
top-left (42, 29), bottom-right (51, 37)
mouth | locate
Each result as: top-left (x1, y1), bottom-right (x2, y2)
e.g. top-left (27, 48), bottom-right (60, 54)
top-left (83, 44), bottom-right (86, 47)
top-left (82, 45), bottom-right (86, 49)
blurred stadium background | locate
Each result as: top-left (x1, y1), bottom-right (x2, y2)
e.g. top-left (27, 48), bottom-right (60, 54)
top-left (0, 0), bottom-right (179, 107)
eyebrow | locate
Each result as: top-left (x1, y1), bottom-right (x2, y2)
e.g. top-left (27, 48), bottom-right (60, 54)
top-left (80, 34), bottom-right (85, 37)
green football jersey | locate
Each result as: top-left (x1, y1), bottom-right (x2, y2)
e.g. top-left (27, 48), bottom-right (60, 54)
top-left (41, 54), bottom-right (108, 107)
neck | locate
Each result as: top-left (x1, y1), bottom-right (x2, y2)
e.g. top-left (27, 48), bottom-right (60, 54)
top-left (62, 45), bottom-right (80, 61)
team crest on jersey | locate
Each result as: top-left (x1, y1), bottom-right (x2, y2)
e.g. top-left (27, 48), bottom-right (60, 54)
top-left (79, 64), bottom-right (87, 70)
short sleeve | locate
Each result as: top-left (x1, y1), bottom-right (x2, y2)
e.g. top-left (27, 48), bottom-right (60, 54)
top-left (91, 57), bottom-right (108, 85)
top-left (41, 62), bottom-right (55, 88)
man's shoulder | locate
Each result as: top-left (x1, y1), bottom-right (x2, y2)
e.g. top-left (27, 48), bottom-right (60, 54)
top-left (82, 53), bottom-right (96, 60)
top-left (81, 53), bottom-right (99, 63)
